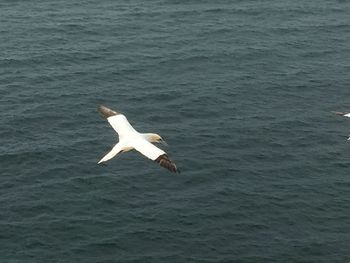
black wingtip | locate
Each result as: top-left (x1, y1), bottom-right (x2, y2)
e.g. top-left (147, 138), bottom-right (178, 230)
top-left (155, 154), bottom-right (179, 173)
top-left (332, 111), bottom-right (348, 116)
top-left (98, 105), bottom-right (119, 118)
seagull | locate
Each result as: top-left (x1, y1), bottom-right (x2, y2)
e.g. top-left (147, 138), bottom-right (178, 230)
top-left (332, 111), bottom-right (350, 140)
top-left (97, 105), bottom-right (179, 172)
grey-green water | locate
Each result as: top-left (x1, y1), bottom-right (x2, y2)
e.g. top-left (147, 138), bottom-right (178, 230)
top-left (1, 1), bottom-right (350, 262)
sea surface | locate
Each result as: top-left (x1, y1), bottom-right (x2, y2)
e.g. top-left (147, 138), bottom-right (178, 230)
top-left (1, 0), bottom-right (350, 262)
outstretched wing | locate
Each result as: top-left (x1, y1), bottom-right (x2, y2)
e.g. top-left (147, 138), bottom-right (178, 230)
top-left (332, 111), bottom-right (350, 117)
top-left (98, 105), bottom-right (137, 138)
top-left (132, 139), bottom-right (178, 173)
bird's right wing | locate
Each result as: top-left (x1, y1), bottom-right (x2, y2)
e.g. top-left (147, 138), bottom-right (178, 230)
top-left (131, 139), bottom-right (178, 173)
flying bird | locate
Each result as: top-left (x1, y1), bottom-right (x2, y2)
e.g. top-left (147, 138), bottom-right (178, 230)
top-left (332, 111), bottom-right (350, 140)
top-left (97, 105), bottom-right (179, 172)
top-left (333, 111), bottom-right (350, 118)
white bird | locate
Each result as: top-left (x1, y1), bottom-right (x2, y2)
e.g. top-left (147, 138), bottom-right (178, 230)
top-left (97, 105), bottom-right (179, 172)
top-left (333, 111), bottom-right (350, 140)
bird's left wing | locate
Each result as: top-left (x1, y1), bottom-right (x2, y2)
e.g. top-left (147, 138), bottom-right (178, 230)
top-left (131, 139), bottom-right (178, 173)
top-left (98, 105), bottom-right (137, 138)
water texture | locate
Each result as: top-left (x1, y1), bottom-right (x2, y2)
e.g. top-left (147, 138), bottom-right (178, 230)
top-left (1, 0), bottom-right (350, 262)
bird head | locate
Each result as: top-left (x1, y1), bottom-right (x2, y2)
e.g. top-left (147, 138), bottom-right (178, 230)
top-left (149, 133), bottom-right (168, 146)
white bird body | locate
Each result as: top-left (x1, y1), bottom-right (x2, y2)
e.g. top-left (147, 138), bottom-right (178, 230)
top-left (98, 106), bottom-right (178, 172)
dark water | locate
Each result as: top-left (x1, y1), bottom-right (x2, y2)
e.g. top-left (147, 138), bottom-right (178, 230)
top-left (1, 0), bottom-right (350, 262)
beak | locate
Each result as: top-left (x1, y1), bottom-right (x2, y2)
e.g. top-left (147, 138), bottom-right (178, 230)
top-left (160, 139), bottom-right (168, 146)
